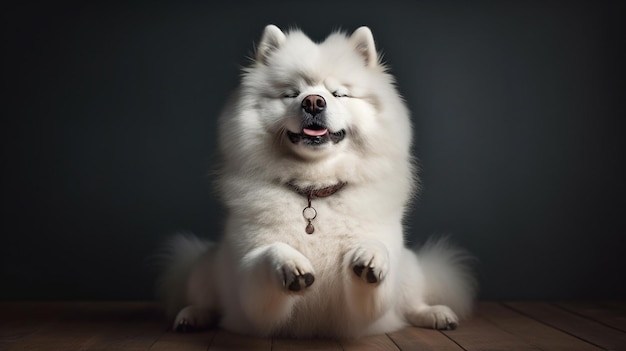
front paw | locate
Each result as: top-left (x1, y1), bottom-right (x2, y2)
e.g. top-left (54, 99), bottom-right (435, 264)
top-left (283, 268), bottom-right (315, 292)
top-left (409, 305), bottom-right (459, 330)
top-left (268, 243), bottom-right (316, 292)
top-left (172, 306), bottom-right (217, 332)
top-left (348, 241), bottom-right (389, 284)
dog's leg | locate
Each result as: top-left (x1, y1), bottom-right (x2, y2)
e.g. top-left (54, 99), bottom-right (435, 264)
top-left (347, 239), bottom-right (390, 284)
top-left (171, 247), bottom-right (219, 332)
top-left (173, 305), bottom-right (219, 332)
top-left (234, 242), bottom-right (315, 334)
top-left (342, 239), bottom-right (394, 322)
top-left (399, 248), bottom-right (461, 330)
top-left (407, 304), bottom-right (459, 330)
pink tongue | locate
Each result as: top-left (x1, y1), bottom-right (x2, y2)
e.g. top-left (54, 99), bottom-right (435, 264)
top-left (303, 128), bottom-right (328, 137)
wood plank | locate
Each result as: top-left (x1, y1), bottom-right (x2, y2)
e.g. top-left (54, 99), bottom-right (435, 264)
top-left (76, 302), bottom-right (167, 351)
top-left (342, 334), bottom-right (400, 351)
top-left (0, 302), bottom-right (72, 350)
top-left (208, 329), bottom-right (271, 351)
top-left (6, 312), bottom-right (108, 350)
top-left (272, 337), bottom-right (342, 351)
top-left (5, 301), bottom-right (167, 351)
top-left (603, 301), bottom-right (626, 312)
top-left (441, 315), bottom-right (542, 351)
top-left (387, 327), bottom-right (463, 351)
top-left (554, 301), bottom-right (626, 332)
top-left (505, 301), bottom-right (626, 351)
top-left (3, 301), bottom-right (626, 350)
top-left (478, 302), bottom-right (602, 351)
top-left (149, 330), bottom-right (216, 351)
top-left (4, 302), bottom-right (116, 351)
top-left (80, 320), bottom-right (167, 351)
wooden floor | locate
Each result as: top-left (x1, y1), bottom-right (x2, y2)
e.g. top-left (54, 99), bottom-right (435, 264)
top-left (1, 301), bottom-right (625, 350)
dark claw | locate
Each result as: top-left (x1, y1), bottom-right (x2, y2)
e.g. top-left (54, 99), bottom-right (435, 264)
top-left (303, 273), bottom-right (315, 287)
top-left (353, 265), bottom-right (365, 277)
top-left (288, 273), bottom-right (315, 291)
top-left (175, 319), bottom-right (200, 333)
top-left (176, 319), bottom-right (191, 333)
top-left (448, 322), bottom-right (458, 330)
top-left (365, 268), bottom-right (378, 283)
top-left (288, 278), bottom-right (302, 291)
top-left (353, 265), bottom-right (378, 284)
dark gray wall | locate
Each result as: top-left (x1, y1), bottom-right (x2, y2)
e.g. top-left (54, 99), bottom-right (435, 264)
top-left (2, 1), bottom-right (624, 300)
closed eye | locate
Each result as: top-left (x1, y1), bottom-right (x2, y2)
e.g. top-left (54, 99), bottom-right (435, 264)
top-left (332, 91), bottom-right (349, 98)
top-left (283, 90), bottom-right (300, 98)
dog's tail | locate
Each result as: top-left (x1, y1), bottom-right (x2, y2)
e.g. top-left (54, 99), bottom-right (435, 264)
top-left (155, 233), bottom-right (214, 318)
top-left (417, 237), bottom-right (477, 319)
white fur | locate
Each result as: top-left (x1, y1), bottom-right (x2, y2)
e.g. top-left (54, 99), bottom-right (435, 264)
top-left (159, 25), bottom-right (476, 339)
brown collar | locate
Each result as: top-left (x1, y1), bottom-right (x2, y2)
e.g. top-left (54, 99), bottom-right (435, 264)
top-left (288, 182), bottom-right (348, 198)
top-left (287, 182), bottom-right (347, 235)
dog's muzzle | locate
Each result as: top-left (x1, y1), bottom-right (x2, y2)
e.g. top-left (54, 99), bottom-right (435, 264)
top-left (286, 94), bottom-right (347, 146)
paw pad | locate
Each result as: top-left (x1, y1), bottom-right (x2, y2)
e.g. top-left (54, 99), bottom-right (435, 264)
top-left (353, 264), bottom-right (379, 284)
top-left (175, 318), bottom-right (198, 333)
top-left (287, 272), bottom-right (315, 291)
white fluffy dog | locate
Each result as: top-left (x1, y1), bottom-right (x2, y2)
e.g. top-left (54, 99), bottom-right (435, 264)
top-left (159, 25), bottom-right (475, 339)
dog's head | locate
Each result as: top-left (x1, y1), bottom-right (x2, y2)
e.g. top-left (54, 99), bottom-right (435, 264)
top-left (219, 25), bottom-right (412, 185)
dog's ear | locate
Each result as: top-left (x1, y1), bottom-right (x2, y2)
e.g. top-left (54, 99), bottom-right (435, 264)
top-left (256, 25), bottom-right (286, 65)
top-left (350, 26), bottom-right (378, 67)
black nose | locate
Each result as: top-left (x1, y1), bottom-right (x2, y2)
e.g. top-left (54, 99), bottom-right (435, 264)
top-left (301, 95), bottom-right (326, 116)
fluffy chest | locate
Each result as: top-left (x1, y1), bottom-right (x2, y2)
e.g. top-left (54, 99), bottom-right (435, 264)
top-left (235, 189), bottom-right (399, 252)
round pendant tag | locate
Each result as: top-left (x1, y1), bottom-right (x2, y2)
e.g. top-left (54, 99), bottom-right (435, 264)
top-left (305, 222), bottom-right (315, 234)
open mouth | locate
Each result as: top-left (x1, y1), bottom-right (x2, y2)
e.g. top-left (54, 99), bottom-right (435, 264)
top-left (286, 124), bottom-right (346, 146)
